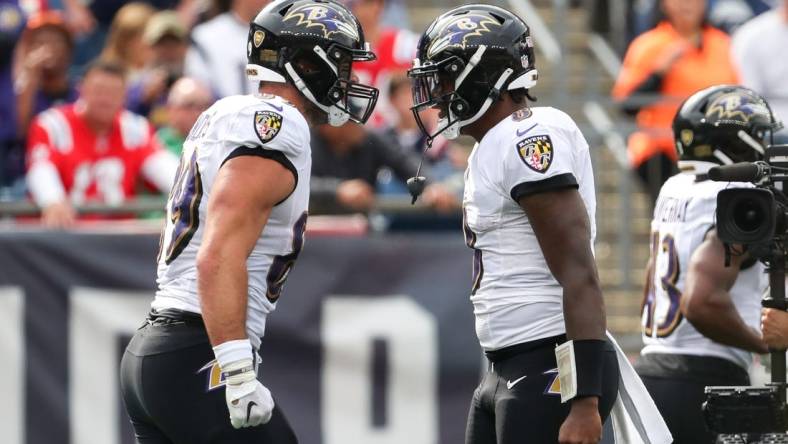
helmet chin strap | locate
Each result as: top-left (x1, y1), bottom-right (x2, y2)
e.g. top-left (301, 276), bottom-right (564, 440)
top-left (284, 62), bottom-right (349, 127)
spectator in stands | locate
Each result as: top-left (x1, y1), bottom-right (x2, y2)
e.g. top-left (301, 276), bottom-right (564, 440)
top-left (311, 123), bottom-right (457, 212)
top-left (612, 0), bottom-right (738, 203)
top-left (99, 3), bottom-right (156, 82)
top-left (732, 0), bottom-right (788, 141)
top-left (156, 77), bottom-right (213, 155)
top-left (60, 0), bottom-right (201, 72)
top-left (26, 60), bottom-right (178, 228)
top-left (184, 0), bottom-right (270, 98)
top-left (0, 0), bottom-right (26, 195)
top-left (126, 10), bottom-right (189, 126)
top-left (343, 0), bottom-right (418, 127)
top-left (15, 12), bottom-right (78, 139)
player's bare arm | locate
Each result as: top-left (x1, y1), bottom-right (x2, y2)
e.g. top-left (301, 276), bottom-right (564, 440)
top-left (197, 155), bottom-right (296, 345)
top-left (519, 187), bottom-right (605, 444)
top-left (681, 230), bottom-right (768, 353)
top-left (518, 188), bottom-right (606, 340)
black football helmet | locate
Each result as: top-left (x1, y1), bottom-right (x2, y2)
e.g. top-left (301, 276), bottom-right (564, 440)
top-left (246, 0), bottom-right (379, 126)
top-left (407, 4), bottom-right (538, 141)
top-left (673, 85), bottom-right (782, 165)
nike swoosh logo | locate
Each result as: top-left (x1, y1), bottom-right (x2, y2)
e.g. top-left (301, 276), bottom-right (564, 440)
top-left (516, 123), bottom-right (537, 137)
top-left (246, 401), bottom-right (257, 423)
top-left (264, 101), bottom-right (283, 112)
top-left (507, 375), bottom-right (527, 389)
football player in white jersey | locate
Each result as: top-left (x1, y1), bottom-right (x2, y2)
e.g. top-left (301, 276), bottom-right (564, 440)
top-left (119, 1), bottom-right (378, 442)
top-left (409, 5), bottom-right (621, 444)
top-left (636, 85), bottom-right (781, 444)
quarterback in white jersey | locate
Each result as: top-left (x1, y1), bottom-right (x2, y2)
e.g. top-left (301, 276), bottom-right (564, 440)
top-left (636, 85), bottom-right (780, 444)
top-left (120, 1), bottom-right (379, 442)
top-left (464, 106), bottom-right (597, 350)
top-left (408, 5), bottom-right (675, 444)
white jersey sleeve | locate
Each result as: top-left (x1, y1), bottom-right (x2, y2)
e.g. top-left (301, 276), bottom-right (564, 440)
top-left (500, 109), bottom-right (585, 202)
top-left (222, 98), bottom-right (306, 162)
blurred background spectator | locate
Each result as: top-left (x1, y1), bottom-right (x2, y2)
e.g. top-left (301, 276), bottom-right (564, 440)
top-left (310, 123), bottom-right (458, 213)
top-left (156, 76), bottom-right (213, 155)
top-left (343, 0), bottom-right (418, 128)
top-left (184, 0), bottom-right (270, 98)
top-left (25, 60), bottom-right (177, 228)
top-left (732, 0), bottom-right (788, 142)
top-left (60, 0), bottom-right (201, 72)
top-left (0, 0), bottom-right (26, 198)
top-left (126, 10), bottom-right (190, 126)
top-left (377, 74), bottom-right (465, 195)
top-left (15, 12), bottom-right (78, 141)
top-left (99, 2), bottom-right (156, 82)
top-left (612, 0), bottom-right (738, 203)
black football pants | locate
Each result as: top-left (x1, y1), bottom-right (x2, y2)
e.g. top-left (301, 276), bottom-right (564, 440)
top-left (636, 353), bottom-right (751, 444)
top-left (120, 310), bottom-right (298, 444)
top-left (465, 335), bottom-right (619, 444)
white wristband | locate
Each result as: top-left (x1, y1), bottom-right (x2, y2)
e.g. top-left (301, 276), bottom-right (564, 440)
top-left (213, 339), bottom-right (253, 370)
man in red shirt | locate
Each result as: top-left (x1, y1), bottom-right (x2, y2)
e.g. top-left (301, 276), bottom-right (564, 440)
top-left (26, 60), bottom-right (178, 227)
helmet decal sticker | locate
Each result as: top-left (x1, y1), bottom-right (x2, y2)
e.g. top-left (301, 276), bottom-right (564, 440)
top-left (282, 3), bottom-right (360, 41)
top-left (426, 13), bottom-right (502, 58)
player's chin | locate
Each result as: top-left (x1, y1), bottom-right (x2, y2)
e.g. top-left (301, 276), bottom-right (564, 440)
top-left (302, 103), bottom-right (327, 126)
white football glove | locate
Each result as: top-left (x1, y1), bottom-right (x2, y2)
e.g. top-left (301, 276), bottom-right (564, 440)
top-left (213, 339), bottom-right (274, 429)
top-left (223, 358), bottom-right (275, 429)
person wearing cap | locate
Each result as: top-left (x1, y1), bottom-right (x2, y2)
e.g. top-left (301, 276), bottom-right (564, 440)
top-left (126, 10), bottom-right (189, 126)
top-left (14, 11), bottom-right (78, 142)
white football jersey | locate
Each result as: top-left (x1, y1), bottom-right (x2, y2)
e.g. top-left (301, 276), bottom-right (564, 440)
top-left (640, 162), bottom-right (766, 369)
top-left (152, 94), bottom-right (311, 348)
top-left (463, 107), bottom-right (597, 351)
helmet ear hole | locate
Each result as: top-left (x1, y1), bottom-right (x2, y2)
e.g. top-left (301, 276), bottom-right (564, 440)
top-left (451, 98), bottom-right (471, 119)
top-left (443, 59), bottom-right (465, 76)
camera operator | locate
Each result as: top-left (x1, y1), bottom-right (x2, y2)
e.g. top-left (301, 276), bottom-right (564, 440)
top-left (636, 85), bottom-right (781, 444)
top-left (762, 308), bottom-right (788, 349)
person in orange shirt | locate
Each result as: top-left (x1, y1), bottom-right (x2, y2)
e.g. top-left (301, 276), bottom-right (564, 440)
top-left (612, 0), bottom-right (738, 202)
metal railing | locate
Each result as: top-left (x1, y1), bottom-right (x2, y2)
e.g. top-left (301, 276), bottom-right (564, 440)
top-left (583, 101), bottom-right (634, 289)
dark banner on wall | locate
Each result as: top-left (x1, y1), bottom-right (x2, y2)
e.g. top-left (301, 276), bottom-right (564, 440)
top-left (0, 229), bottom-right (481, 444)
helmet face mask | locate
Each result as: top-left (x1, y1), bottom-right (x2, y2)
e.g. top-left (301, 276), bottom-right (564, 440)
top-left (408, 4), bottom-right (538, 142)
top-left (409, 54), bottom-right (472, 141)
top-left (245, 0), bottom-right (379, 126)
top-left (673, 85), bottom-right (783, 166)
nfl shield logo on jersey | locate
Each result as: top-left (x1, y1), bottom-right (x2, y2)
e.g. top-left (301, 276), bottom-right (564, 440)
top-left (516, 134), bottom-right (554, 173)
top-left (254, 110), bottom-right (283, 144)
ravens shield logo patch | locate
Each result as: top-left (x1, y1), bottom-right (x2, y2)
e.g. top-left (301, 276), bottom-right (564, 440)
top-left (516, 134), bottom-right (553, 173)
top-left (254, 110), bottom-right (283, 144)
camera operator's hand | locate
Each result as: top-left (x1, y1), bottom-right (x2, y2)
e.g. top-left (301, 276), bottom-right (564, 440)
top-left (762, 308), bottom-right (788, 349)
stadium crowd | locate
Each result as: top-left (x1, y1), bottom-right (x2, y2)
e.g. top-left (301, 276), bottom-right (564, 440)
top-left (1, 0), bottom-right (788, 223)
top-left (0, 0), bottom-right (461, 226)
